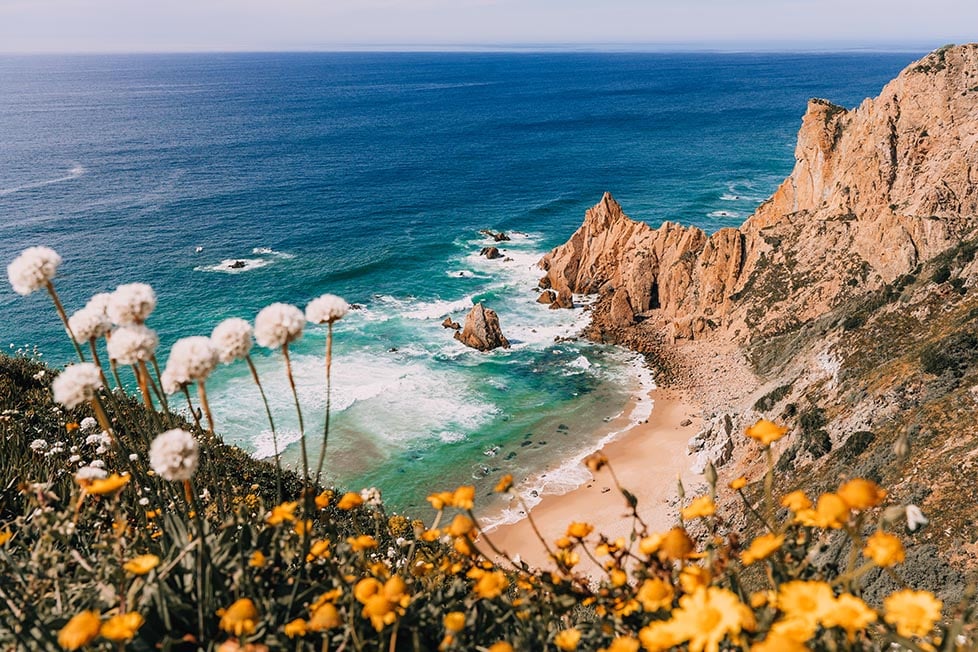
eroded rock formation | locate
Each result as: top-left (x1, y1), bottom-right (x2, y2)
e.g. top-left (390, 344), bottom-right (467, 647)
top-left (454, 303), bottom-right (510, 351)
top-left (541, 45), bottom-right (978, 344)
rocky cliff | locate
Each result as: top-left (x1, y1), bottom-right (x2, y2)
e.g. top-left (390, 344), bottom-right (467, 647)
top-left (541, 44), bottom-right (978, 595)
top-left (542, 44), bottom-right (978, 344)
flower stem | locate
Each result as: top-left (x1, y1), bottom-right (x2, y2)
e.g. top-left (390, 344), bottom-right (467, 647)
top-left (246, 355), bottom-right (281, 501)
top-left (87, 338), bottom-right (111, 390)
top-left (282, 343), bottom-right (309, 486)
top-left (133, 363), bottom-right (154, 412)
top-left (314, 323), bottom-right (333, 487)
top-left (198, 380), bottom-right (216, 437)
top-left (182, 386), bottom-right (204, 432)
top-left (149, 355), bottom-right (170, 413)
top-left (44, 280), bottom-right (86, 362)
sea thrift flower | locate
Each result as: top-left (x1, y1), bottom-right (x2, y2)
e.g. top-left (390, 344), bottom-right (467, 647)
top-left (79, 416), bottom-right (97, 433)
top-left (906, 504), bottom-right (929, 531)
top-left (106, 324), bottom-right (158, 365)
top-left (211, 317), bottom-right (253, 363)
top-left (107, 283), bottom-right (156, 325)
top-left (68, 306), bottom-right (111, 343)
top-left (85, 292), bottom-right (113, 316)
top-left (57, 610), bottom-right (101, 650)
top-left (163, 336), bottom-right (218, 386)
top-left (305, 293), bottom-right (350, 324)
top-left (30, 438), bottom-right (48, 453)
top-left (360, 486), bottom-right (382, 506)
top-left (7, 246), bottom-right (61, 295)
top-left (51, 363), bottom-right (103, 409)
top-left (149, 429), bottom-right (199, 481)
top-left (254, 302), bottom-right (304, 348)
top-left (75, 466), bottom-right (108, 487)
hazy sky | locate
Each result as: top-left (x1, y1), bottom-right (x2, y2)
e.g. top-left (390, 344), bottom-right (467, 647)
top-left (0, 0), bottom-right (974, 53)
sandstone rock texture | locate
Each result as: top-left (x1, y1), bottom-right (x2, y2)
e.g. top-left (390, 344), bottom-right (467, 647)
top-left (540, 45), bottom-right (978, 344)
top-left (454, 303), bottom-right (510, 351)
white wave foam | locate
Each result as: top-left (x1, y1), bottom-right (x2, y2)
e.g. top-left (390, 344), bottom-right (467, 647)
top-left (567, 355), bottom-right (592, 370)
top-left (0, 164), bottom-right (85, 197)
top-left (252, 247), bottom-right (295, 259)
top-left (252, 428), bottom-right (305, 460)
top-left (194, 258), bottom-right (272, 274)
top-left (708, 210), bottom-right (740, 218)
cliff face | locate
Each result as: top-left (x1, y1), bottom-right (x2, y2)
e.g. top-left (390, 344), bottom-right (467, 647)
top-left (541, 44), bottom-right (978, 344)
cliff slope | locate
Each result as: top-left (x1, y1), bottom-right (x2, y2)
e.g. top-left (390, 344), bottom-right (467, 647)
top-left (542, 44), bottom-right (978, 344)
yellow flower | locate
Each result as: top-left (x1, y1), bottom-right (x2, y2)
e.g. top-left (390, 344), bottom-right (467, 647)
top-left (354, 578), bottom-right (382, 603)
top-left (448, 514), bottom-right (474, 538)
top-left (824, 593), bottom-right (877, 641)
top-left (639, 533), bottom-right (663, 555)
top-left (729, 477), bottom-right (747, 490)
top-left (308, 603), bottom-right (341, 631)
top-left (100, 612), bottom-right (144, 642)
top-left (307, 539), bottom-right (331, 562)
top-left (767, 617), bottom-right (817, 645)
top-left (554, 628), bottom-right (581, 651)
top-left (741, 533), bottom-right (784, 566)
top-left (636, 578), bottom-right (674, 612)
top-left (314, 490), bottom-right (333, 509)
top-left (488, 643), bottom-right (514, 652)
top-left (347, 535), bottom-right (378, 552)
top-left (681, 495), bottom-right (716, 520)
top-left (638, 620), bottom-right (683, 652)
top-left (566, 521), bottom-right (593, 538)
top-left (837, 478), bottom-right (887, 510)
top-left (796, 493), bottom-right (848, 528)
top-left (284, 618), bottom-right (308, 637)
top-left (745, 419), bottom-right (787, 446)
top-left (266, 501), bottom-right (298, 525)
top-left (58, 611), bottom-right (101, 650)
top-left (450, 485), bottom-right (475, 510)
top-left (426, 491), bottom-right (454, 510)
top-left (249, 550), bottom-right (266, 568)
top-left (494, 474), bottom-right (513, 493)
top-left (610, 568), bottom-right (627, 587)
top-left (777, 581), bottom-right (836, 626)
top-left (0, 530), bottom-right (11, 546)
top-left (600, 636), bottom-right (640, 652)
top-left (749, 631), bottom-right (809, 652)
top-left (779, 490), bottom-right (811, 512)
top-left (66, 421), bottom-right (80, 432)
top-left (679, 565), bottom-right (711, 594)
top-left (293, 519), bottom-right (313, 536)
top-left (85, 473), bottom-right (130, 496)
top-left (472, 570), bottom-right (508, 599)
top-left (123, 554), bottom-right (160, 575)
top-left (337, 492), bottom-right (363, 510)
top-left (669, 587), bottom-right (755, 652)
top-left (883, 589), bottom-right (942, 638)
top-left (658, 527), bottom-right (694, 561)
top-left (864, 531), bottom-right (905, 567)
top-left (217, 598), bottom-right (259, 637)
top-left (443, 611), bottom-right (466, 632)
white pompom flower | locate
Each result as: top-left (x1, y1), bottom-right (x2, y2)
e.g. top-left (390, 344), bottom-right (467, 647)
top-left (160, 366), bottom-right (183, 395)
top-left (305, 294), bottom-right (350, 325)
top-left (149, 428), bottom-right (199, 481)
top-left (254, 303), bottom-right (305, 348)
top-left (106, 324), bottom-right (159, 365)
top-left (107, 283), bottom-right (157, 325)
top-left (85, 292), bottom-right (113, 316)
top-left (51, 363), bottom-right (103, 409)
top-left (164, 336), bottom-right (218, 385)
top-left (7, 246), bottom-right (62, 296)
top-left (211, 317), bottom-right (253, 363)
top-left (68, 306), bottom-right (111, 343)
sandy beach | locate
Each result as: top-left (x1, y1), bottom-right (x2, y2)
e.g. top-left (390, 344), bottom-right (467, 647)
top-left (485, 388), bottom-right (704, 573)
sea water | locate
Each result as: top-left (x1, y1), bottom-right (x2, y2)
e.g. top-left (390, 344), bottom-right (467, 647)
top-left (0, 51), bottom-right (919, 520)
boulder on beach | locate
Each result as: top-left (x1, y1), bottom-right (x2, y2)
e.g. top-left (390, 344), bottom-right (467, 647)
top-left (454, 302), bottom-right (510, 351)
top-left (480, 246), bottom-right (503, 260)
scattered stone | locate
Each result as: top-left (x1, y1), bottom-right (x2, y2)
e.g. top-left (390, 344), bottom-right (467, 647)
top-left (537, 290), bottom-right (557, 304)
top-left (442, 317), bottom-right (461, 330)
top-left (549, 289), bottom-right (574, 310)
top-left (480, 246), bottom-right (503, 260)
top-left (229, 260), bottom-right (246, 269)
top-left (480, 229), bottom-right (511, 242)
top-left (453, 303), bottom-right (510, 351)
top-left (680, 418), bottom-right (693, 427)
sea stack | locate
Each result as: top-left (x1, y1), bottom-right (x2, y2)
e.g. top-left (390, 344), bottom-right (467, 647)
top-left (454, 303), bottom-right (510, 351)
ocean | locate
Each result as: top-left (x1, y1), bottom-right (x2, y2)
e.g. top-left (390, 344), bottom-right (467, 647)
top-left (0, 51), bottom-right (920, 522)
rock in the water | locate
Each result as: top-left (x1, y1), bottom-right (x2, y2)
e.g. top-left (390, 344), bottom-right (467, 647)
top-left (480, 246), bottom-right (503, 260)
top-left (549, 289), bottom-right (574, 310)
top-left (229, 260), bottom-right (246, 269)
top-left (454, 303), bottom-right (510, 351)
top-left (537, 290), bottom-right (557, 304)
top-left (442, 317), bottom-right (461, 330)
top-left (480, 229), bottom-right (511, 242)
top-left (539, 275), bottom-right (552, 290)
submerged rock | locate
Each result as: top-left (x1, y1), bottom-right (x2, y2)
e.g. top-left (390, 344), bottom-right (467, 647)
top-left (454, 303), bottom-right (510, 351)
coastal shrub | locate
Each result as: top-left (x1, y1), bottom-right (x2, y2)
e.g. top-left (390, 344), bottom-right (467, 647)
top-left (2, 245), bottom-right (976, 651)
top-left (920, 330), bottom-right (978, 377)
top-left (752, 382), bottom-right (792, 412)
top-left (931, 264), bottom-right (951, 284)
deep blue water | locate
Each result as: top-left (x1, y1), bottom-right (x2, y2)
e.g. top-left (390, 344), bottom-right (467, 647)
top-left (0, 51), bottom-right (920, 517)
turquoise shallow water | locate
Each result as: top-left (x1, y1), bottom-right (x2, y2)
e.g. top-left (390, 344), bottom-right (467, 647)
top-left (0, 51), bottom-right (921, 518)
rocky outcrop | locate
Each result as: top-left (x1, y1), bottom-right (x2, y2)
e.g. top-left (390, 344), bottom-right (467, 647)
top-left (541, 45), bottom-right (978, 344)
top-left (480, 229), bottom-right (511, 242)
top-left (442, 317), bottom-right (461, 330)
top-left (536, 290), bottom-right (556, 304)
top-left (454, 303), bottom-right (510, 351)
top-left (480, 246), bottom-right (503, 260)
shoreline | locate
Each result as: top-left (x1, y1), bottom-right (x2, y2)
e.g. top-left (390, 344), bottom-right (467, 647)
top-left (484, 386), bottom-right (703, 573)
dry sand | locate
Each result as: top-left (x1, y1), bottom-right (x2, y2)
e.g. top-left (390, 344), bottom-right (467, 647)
top-left (485, 388), bottom-right (704, 573)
